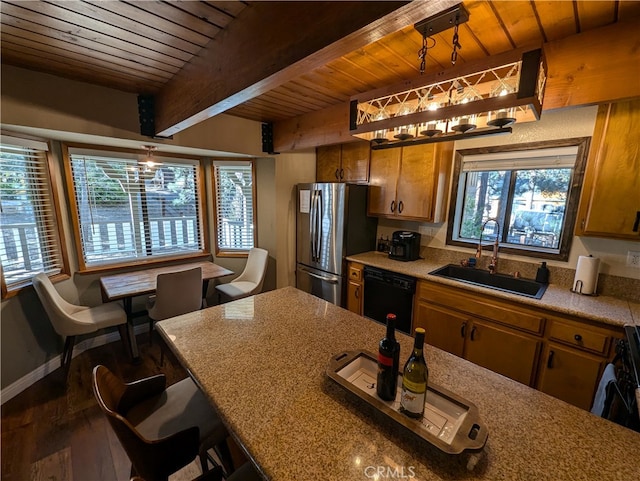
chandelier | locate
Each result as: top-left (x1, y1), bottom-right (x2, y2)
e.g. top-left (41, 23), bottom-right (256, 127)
top-left (349, 6), bottom-right (546, 149)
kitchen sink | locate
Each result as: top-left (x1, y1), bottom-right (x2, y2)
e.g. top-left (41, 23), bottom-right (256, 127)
top-left (429, 264), bottom-right (547, 299)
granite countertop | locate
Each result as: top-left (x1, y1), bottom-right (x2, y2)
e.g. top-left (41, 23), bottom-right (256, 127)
top-left (157, 287), bottom-right (639, 481)
top-left (347, 251), bottom-right (640, 329)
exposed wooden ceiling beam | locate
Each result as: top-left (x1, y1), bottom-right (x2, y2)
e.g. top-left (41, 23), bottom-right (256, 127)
top-left (272, 19), bottom-right (640, 152)
top-left (154, 0), bottom-right (459, 137)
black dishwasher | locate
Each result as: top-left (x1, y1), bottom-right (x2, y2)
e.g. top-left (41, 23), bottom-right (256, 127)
top-left (363, 266), bottom-right (416, 334)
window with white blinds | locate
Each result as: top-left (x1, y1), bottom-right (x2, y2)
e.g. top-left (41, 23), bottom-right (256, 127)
top-left (0, 136), bottom-right (65, 294)
top-left (213, 161), bottom-right (256, 254)
top-left (448, 139), bottom-right (589, 261)
top-left (65, 146), bottom-right (205, 269)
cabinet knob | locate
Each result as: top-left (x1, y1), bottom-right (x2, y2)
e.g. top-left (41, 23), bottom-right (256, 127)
top-left (633, 211), bottom-right (640, 232)
top-left (390, 200), bottom-right (396, 213)
top-left (398, 200), bottom-right (404, 214)
top-left (335, 168), bottom-right (340, 180)
top-left (574, 334), bottom-right (583, 342)
top-left (355, 286), bottom-right (359, 299)
top-left (470, 326), bottom-right (477, 341)
top-left (460, 321), bottom-right (467, 338)
top-left (340, 168), bottom-right (344, 180)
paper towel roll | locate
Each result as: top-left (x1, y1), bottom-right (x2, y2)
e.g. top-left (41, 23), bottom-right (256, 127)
top-left (573, 255), bottom-right (600, 295)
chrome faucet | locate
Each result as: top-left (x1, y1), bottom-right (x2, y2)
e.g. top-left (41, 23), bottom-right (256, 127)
top-left (475, 217), bottom-right (501, 274)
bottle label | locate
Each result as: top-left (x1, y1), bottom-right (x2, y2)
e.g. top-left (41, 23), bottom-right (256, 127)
top-left (378, 352), bottom-right (394, 367)
top-left (401, 387), bottom-right (426, 414)
top-left (402, 378), bottom-right (426, 393)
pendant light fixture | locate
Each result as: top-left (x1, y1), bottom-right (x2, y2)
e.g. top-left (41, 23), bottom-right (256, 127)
top-left (349, 5), bottom-right (546, 149)
top-left (138, 145), bottom-right (162, 169)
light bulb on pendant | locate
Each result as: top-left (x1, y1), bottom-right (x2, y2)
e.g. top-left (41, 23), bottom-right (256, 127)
top-left (420, 101), bottom-right (444, 137)
top-left (487, 78), bottom-right (517, 128)
top-left (139, 145), bottom-right (161, 169)
top-left (371, 109), bottom-right (389, 144)
top-left (451, 96), bottom-right (478, 133)
top-left (393, 105), bottom-right (416, 140)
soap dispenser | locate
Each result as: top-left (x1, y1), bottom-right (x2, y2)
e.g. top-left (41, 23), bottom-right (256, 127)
top-left (535, 262), bottom-right (550, 284)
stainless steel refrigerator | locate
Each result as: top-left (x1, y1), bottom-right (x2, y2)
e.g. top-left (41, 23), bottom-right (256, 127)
top-left (296, 183), bottom-right (377, 306)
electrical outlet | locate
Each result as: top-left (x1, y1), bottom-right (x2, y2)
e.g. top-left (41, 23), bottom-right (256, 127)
top-left (627, 250), bottom-right (640, 268)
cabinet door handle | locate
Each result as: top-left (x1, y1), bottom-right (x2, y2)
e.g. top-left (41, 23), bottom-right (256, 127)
top-left (340, 168), bottom-right (344, 180)
top-left (335, 168), bottom-right (340, 180)
top-left (633, 211), bottom-right (640, 232)
top-left (460, 321), bottom-right (467, 338)
top-left (470, 326), bottom-right (477, 341)
top-left (574, 334), bottom-right (582, 342)
top-left (355, 286), bottom-right (359, 299)
top-left (390, 200), bottom-right (396, 213)
top-left (547, 350), bottom-right (555, 369)
top-left (398, 200), bottom-right (404, 214)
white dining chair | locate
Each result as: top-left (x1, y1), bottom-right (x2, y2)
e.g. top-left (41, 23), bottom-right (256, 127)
top-left (32, 273), bottom-right (128, 376)
top-left (215, 248), bottom-right (268, 304)
top-left (146, 266), bottom-right (203, 346)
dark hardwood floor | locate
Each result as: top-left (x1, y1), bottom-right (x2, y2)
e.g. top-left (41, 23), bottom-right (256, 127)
top-left (1, 333), bottom-right (243, 481)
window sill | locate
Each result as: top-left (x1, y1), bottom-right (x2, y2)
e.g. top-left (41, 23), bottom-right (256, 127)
top-left (75, 252), bottom-right (211, 275)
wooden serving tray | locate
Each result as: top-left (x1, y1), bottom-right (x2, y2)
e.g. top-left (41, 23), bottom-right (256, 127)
top-left (327, 350), bottom-right (488, 457)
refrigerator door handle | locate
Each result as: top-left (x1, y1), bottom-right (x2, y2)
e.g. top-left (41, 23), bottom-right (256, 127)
top-left (310, 190), bottom-right (318, 262)
top-left (300, 267), bottom-right (340, 284)
top-left (315, 189), bottom-right (323, 262)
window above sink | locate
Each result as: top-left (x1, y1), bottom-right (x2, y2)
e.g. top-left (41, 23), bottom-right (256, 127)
top-left (446, 137), bottom-right (590, 261)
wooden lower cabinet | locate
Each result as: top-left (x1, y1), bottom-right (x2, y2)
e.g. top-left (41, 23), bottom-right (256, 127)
top-left (536, 343), bottom-right (604, 411)
top-left (414, 279), bottom-right (622, 411)
top-left (415, 300), bottom-right (540, 386)
top-left (346, 262), bottom-right (364, 315)
top-left (464, 319), bottom-right (541, 387)
top-left (415, 302), bottom-right (466, 357)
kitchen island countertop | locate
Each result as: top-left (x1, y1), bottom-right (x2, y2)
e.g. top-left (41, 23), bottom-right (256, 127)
top-left (347, 251), bottom-right (640, 328)
top-left (157, 287), bottom-right (639, 481)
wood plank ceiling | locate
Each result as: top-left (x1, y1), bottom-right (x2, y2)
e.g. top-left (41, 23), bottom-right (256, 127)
top-left (2, 1), bottom-right (639, 129)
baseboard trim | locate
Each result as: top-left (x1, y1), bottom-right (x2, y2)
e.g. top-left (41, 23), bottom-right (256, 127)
top-left (0, 324), bottom-right (147, 405)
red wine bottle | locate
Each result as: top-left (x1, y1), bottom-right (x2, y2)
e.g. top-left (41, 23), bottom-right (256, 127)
top-left (377, 313), bottom-right (400, 401)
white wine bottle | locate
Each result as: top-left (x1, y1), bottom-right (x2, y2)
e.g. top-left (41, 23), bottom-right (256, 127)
top-left (376, 313), bottom-right (400, 401)
top-left (400, 328), bottom-right (428, 418)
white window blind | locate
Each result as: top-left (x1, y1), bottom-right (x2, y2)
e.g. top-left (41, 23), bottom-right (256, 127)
top-left (213, 161), bottom-right (255, 252)
top-left (67, 147), bottom-right (204, 268)
top-left (0, 137), bottom-right (64, 292)
top-left (462, 146), bottom-right (579, 172)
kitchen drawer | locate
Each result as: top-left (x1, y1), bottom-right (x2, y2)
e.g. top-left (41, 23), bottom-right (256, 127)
top-left (348, 263), bottom-right (363, 282)
top-left (547, 319), bottom-right (611, 355)
top-left (418, 281), bottom-right (545, 335)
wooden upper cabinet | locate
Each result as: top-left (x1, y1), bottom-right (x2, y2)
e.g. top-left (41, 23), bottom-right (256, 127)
top-left (368, 142), bottom-right (453, 221)
top-left (340, 142), bottom-right (370, 183)
top-left (575, 99), bottom-right (640, 240)
top-left (368, 148), bottom-right (401, 216)
top-left (316, 144), bottom-right (341, 182)
top-left (316, 142), bottom-right (369, 183)
top-left (396, 144), bottom-right (438, 219)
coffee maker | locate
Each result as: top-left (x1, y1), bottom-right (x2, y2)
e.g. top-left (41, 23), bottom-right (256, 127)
top-left (388, 231), bottom-right (421, 261)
